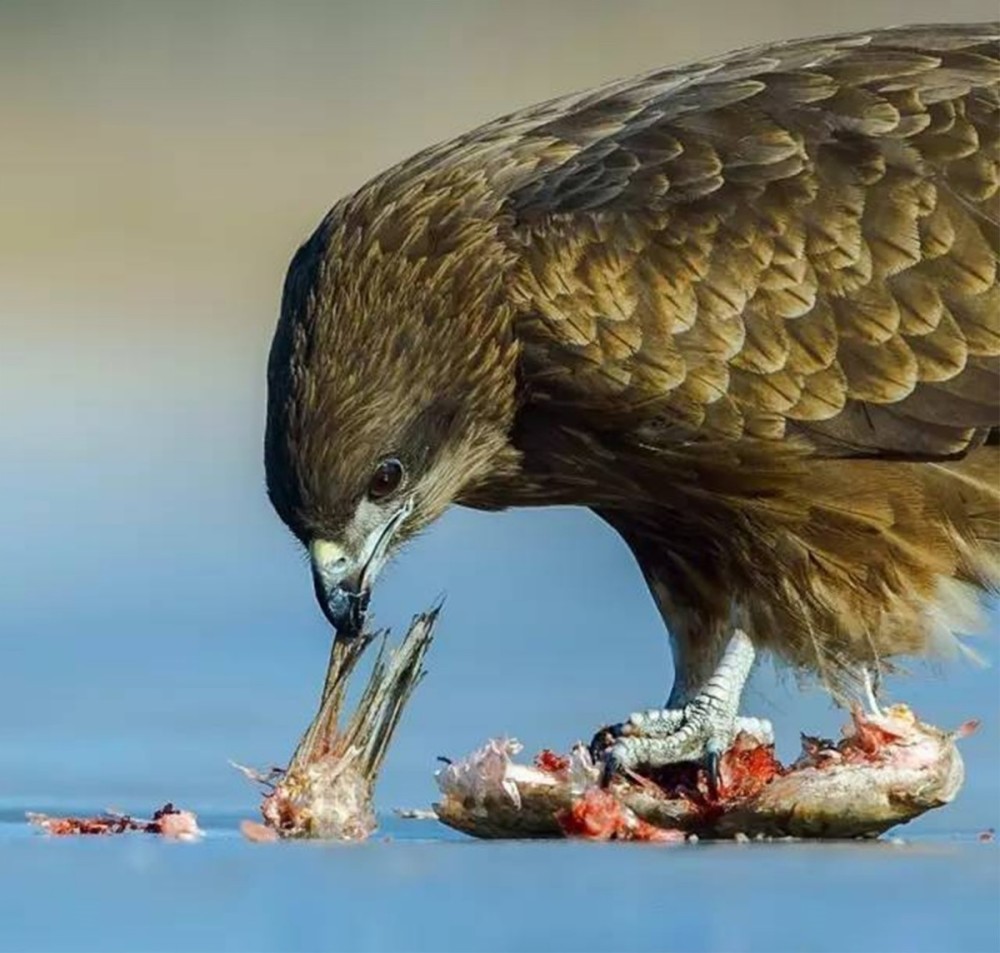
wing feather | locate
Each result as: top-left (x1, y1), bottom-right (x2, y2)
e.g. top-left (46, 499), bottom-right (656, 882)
top-left (495, 23), bottom-right (999, 460)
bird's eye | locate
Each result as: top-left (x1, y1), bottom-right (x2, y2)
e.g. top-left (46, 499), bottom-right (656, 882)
top-left (368, 458), bottom-right (405, 501)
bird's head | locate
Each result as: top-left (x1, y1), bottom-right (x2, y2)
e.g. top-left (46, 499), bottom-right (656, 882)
top-left (264, 188), bottom-right (521, 638)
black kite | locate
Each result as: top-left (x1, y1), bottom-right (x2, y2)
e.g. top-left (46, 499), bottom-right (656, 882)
top-left (265, 24), bottom-right (999, 775)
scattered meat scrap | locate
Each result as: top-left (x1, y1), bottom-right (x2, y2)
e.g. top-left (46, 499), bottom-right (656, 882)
top-left (240, 819), bottom-right (280, 843)
top-left (27, 803), bottom-right (201, 840)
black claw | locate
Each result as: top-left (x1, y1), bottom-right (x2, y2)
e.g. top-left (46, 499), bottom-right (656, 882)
top-left (599, 750), bottom-right (622, 788)
top-left (588, 723), bottom-right (624, 764)
top-left (706, 747), bottom-right (722, 799)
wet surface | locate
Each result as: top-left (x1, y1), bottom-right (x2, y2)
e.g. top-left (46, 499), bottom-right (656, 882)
top-left (2, 809), bottom-right (997, 953)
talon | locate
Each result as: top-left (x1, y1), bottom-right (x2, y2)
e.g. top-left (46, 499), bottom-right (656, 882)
top-left (599, 742), bottom-right (630, 788)
top-left (705, 747), bottom-right (721, 798)
top-left (589, 723), bottom-right (624, 764)
top-left (587, 631), bottom-right (771, 776)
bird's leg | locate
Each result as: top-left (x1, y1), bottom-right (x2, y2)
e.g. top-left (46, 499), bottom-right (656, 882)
top-left (860, 665), bottom-right (883, 717)
top-left (591, 629), bottom-right (773, 785)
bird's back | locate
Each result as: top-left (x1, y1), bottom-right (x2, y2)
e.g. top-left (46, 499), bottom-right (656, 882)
top-left (461, 23), bottom-right (1000, 466)
top-left (447, 23), bottom-right (1000, 685)
top-left (271, 24), bottom-right (999, 689)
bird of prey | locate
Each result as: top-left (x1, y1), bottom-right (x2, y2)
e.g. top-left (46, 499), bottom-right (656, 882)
top-left (265, 24), bottom-right (1000, 779)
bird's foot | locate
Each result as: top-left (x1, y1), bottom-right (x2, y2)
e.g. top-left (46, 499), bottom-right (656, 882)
top-left (590, 630), bottom-right (773, 786)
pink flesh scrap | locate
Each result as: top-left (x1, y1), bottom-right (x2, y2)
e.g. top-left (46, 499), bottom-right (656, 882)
top-left (27, 803), bottom-right (202, 840)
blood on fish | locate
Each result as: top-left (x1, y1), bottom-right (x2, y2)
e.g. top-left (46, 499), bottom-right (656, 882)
top-left (534, 749), bottom-right (571, 775)
top-left (716, 734), bottom-right (783, 801)
top-left (558, 789), bottom-right (684, 843)
top-left (558, 789), bottom-right (621, 840)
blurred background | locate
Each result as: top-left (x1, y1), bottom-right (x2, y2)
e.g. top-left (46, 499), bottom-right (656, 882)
top-left (1, 0), bottom-right (997, 829)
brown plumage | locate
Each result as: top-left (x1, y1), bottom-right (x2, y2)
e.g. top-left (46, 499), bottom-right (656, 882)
top-left (266, 23), bottom-right (1000, 704)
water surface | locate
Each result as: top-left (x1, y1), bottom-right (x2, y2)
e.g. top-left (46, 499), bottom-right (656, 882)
top-left (2, 811), bottom-right (997, 953)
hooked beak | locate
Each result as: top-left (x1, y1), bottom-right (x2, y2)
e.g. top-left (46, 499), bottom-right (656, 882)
top-left (310, 550), bottom-right (368, 639)
top-left (309, 500), bottom-right (412, 640)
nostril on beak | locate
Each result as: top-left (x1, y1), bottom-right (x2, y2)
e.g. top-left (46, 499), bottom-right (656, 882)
top-left (309, 540), bottom-right (350, 581)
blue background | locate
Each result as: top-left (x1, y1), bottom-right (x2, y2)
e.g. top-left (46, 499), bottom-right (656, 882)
top-left (1, 2), bottom-right (997, 951)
